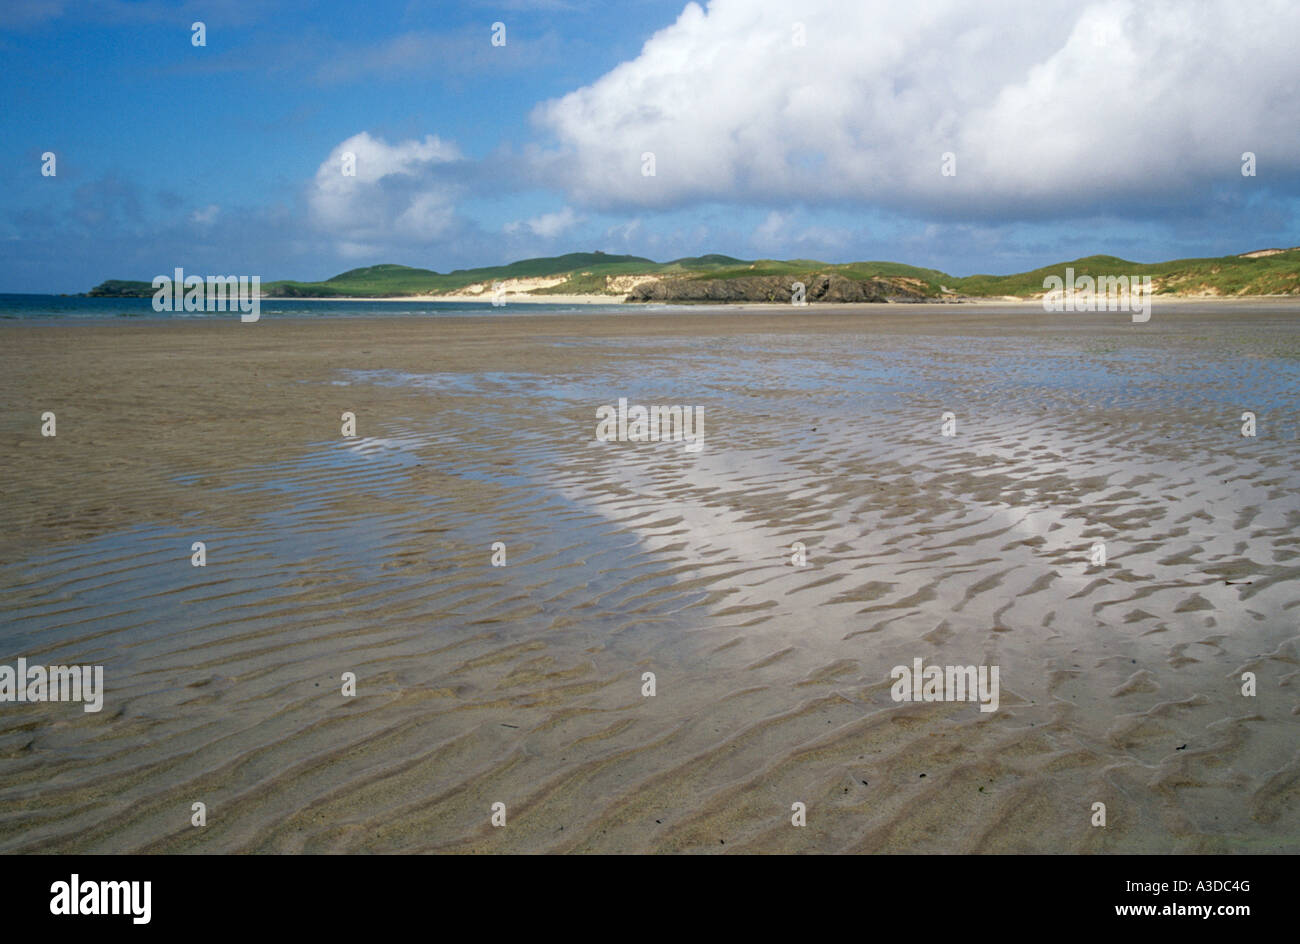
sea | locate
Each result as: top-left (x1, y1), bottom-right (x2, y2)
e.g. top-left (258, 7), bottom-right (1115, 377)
top-left (0, 293), bottom-right (631, 319)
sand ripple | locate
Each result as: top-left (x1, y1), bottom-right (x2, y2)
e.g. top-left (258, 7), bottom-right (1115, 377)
top-left (0, 306), bottom-right (1297, 852)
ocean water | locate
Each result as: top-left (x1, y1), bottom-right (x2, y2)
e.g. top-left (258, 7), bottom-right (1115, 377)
top-left (0, 293), bottom-right (630, 319)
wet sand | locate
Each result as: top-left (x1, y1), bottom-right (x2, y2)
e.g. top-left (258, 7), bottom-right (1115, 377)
top-left (1, 303), bottom-right (1298, 853)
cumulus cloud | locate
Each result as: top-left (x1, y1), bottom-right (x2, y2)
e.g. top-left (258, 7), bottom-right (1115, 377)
top-left (532, 0), bottom-right (1300, 219)
top-left (307, 132), bottom-right (464, 248)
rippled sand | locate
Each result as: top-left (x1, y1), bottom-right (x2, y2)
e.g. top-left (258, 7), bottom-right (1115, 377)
top-left (1, 302), bottom-right (1297, 853)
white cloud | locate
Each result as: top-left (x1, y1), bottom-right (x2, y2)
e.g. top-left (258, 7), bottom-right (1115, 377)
top-left (752, 209), bottom-right (848, 254)
top-left (603, 218), bottom-right (643, 243)
top-left (532, 0), bottom-right (1300, 218)
top-left (753, 210), bottom-right (788, 247)
top-left (307, 132), bottom-right (463, 245)
top-left (504, 205), bottom-right (582, 238)
top-left (190, 204), bottom-right (220, 225)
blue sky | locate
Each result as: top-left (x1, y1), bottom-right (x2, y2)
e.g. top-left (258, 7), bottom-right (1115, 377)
top-left (3, 0), bottom-right (1298, 292)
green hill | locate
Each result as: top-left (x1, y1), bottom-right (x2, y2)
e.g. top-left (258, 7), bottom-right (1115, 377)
top-left (950, 250), bottom-right (1300, 297)
top-left (258, 252), bottom-right (661, 298)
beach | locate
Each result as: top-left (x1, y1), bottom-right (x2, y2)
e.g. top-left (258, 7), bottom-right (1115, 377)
top-left (0, 302), bottom-right (1297, 853)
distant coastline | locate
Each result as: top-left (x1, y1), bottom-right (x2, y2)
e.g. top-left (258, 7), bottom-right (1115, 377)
top-left (81, 247), bottom-right (1300, 304)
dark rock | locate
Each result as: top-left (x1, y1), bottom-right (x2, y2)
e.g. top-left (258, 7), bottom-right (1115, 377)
top-left (625, 273), bottom-right (931, 304)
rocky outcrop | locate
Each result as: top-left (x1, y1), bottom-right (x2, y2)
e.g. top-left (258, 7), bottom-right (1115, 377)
top-left (625, 273), bottom-right (931, 303)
